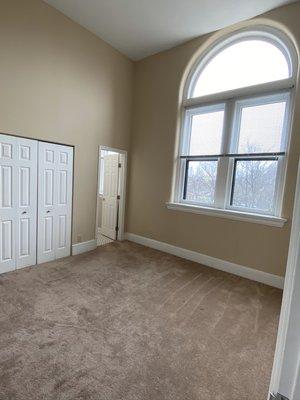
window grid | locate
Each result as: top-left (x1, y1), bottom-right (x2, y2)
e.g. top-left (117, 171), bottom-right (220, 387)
top-left (177, 90), bottom-right (292, 217)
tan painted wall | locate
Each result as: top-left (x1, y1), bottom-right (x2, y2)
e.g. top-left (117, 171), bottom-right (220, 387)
top-left (0, 0), bottom-right (133, 244)
top-left (127, 2), bottom-right (300, 277)
top-left (2, 0), bottom-right (299, 276)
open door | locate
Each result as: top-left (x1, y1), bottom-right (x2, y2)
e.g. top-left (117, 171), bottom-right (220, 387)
top-left (101, 153), bottom-right (119, 240)
top-left (269, 160), bottom-right (300, 400)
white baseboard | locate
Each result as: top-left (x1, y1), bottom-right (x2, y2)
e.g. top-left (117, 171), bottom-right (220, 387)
top-left (72, 239), bottom-right (97, 256)
top-left (125, 232), bottom-right (284, 289)
top-left (0, 265), bottom-right (16, 275)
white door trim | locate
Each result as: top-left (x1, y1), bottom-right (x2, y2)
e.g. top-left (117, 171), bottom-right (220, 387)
top-left (269, 158), bottom-right (300, 400)
top-left (95, 146), bottom-right (127, 243)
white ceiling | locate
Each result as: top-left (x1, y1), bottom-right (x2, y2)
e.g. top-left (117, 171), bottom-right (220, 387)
top-left (44, 0), bottom-right (296, 60)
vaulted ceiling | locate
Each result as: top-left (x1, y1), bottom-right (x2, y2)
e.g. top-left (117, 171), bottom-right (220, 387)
top-left (44, 0), bottom-right (296, 60)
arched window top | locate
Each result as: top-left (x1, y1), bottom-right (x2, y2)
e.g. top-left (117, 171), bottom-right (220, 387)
top-left (173, 27), bottom-right (298, 220)
top-left (187, 29), bottom-right (295, 99)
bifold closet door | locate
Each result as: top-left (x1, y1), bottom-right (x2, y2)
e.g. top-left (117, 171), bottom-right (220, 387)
top-left (38, 142), bottom-right (73, 264)
top-left (0, 134), bottom-right (38, 273)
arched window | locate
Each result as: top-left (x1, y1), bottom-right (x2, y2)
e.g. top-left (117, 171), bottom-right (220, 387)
top-left (172, 28), bottom-right (297, 223)
top-left (191, 40), bottom-right (290, 98)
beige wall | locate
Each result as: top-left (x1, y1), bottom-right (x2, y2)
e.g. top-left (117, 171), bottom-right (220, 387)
top-left (0, 0), bottom-right (133, 243)
top-left (2, 0), bottom-right (300, 277)
top-left (127, 2), bottom-right (300, 277)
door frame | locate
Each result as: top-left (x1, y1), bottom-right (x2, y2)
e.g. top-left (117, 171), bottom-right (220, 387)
top-left (269, 158), bottom-right (300, 400)
top-left (95, 146), bottom-right (127, 242)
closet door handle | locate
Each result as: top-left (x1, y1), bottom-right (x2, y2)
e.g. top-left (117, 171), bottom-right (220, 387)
top-left (22, 211), bottom-right (27, 215)
top-left (46, 210), bottom-right (51, 214)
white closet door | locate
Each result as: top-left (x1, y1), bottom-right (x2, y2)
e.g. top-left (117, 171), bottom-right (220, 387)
top-left (38, 142), bottom-right (73, 264)
top-left (101, 153), bottom-right (119, 240)
top-left (16, 137), bottom-right (38, 269)
top-left (0, 134), bottom-right (37, 273)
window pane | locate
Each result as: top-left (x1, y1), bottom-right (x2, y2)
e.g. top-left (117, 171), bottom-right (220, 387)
top-left (192, 40), bottom-right (289, 98)
top-left (237, 101), bottom-right (286, 153)
top-left (231, 159), bottom-right (278, 212)
top-left (184, 160), bottom-right (218, 204)
top-left (189, 110), bottom-right (224, 155)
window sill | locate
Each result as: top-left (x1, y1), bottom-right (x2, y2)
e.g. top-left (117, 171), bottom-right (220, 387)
top-left (166, 202), bottom-right (287, 227)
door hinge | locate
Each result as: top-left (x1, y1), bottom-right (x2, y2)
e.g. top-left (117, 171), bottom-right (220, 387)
top-left (117, 195), bottom-right (120, 200)
top-left (118, 163), bottom-right (122, 168)
top-left (115, 226), bottom-right (119, 232)
top-left (270, 393), bottom-right (289, 400)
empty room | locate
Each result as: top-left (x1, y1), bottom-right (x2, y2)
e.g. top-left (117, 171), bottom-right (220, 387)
top-left (1, 0), bottom-right (300, 399)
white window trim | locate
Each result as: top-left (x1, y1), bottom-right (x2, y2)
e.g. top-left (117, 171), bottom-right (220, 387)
top-left (166, 202), bottom-right (286, 227)
top-left (170, 27), bottom-right (297, 226)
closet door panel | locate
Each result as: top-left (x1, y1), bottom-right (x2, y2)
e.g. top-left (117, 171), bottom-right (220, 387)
top-left (16, 138), bottom-right (38, 269)
top-left (19, 218), bottom-right (30, 257)
top-left (44, 215), bottom-right (54, 252)
top-left (0, 134), bottom-right (37, 273)
top-left (1, 165), bottom-right (13, 208)
top-left (37, 142), bottom-right (73, 264)
top-left (55, 145), bottom-right (73, 259)
top-left (38, 142), bottom-right (56, 263)
top-left (0, 218), bottom-right (15, 272)
top-left (0, 135), bottom-right (16, 272)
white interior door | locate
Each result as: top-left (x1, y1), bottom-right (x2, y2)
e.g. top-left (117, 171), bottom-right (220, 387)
top-left (101, 153), bottom-right (119, 240)
top-left (38, 142), bottom-right (73, 264)
top-left (0, 134), bottom-right (37, 273)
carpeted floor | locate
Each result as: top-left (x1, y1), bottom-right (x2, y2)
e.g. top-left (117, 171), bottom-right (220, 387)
top-left (0, 241), bottom-right (281, 400)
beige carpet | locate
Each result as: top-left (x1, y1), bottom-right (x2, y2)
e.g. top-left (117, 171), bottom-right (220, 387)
top-left (0, 241), bottom-right (281, 400)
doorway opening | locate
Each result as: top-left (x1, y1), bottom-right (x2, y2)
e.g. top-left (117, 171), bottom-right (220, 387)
top-left (95, 146), bottom-right (127, 247)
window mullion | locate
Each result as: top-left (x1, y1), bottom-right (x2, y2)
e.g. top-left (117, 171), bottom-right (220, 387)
top-left (214, 99), bottom-right (235, 208)
top-left (175, 108), bottom-right (190, 203)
